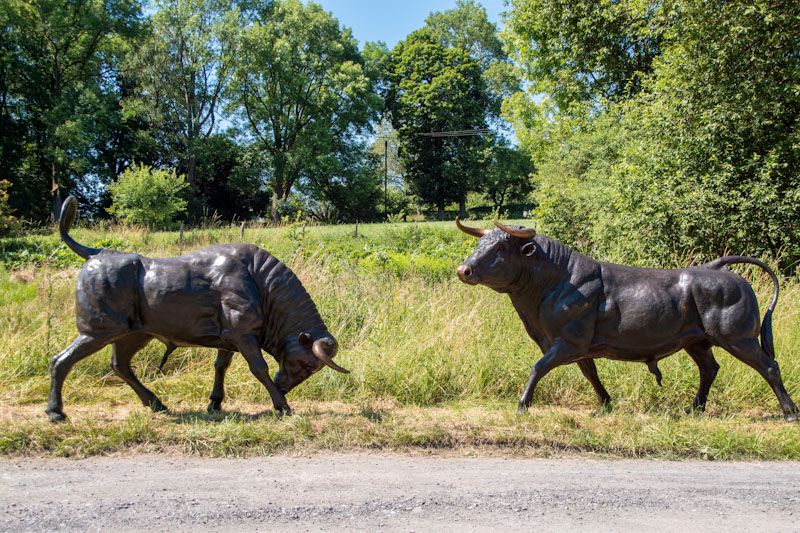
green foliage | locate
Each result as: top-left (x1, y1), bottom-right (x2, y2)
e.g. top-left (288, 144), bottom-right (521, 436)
top-left (228, 0), bottom-right (380, 221)
top-left (424, 0), bottom-right (517, 116)
top-left (0, 0), bottom-right (145, 220)
top-left (625, 0), bottom-right (800, 267)
top-left (302, 141), bottom-right (383, 223)
top-left (0, 180), bottom-right (20, 237)
top-left (483, 138), bottom-right (534, 211)
top-left (504, 0), bottom-right (664, 108)
top-left (122, 0), bottom-right (240, 194)
top-left (506, 0), bottom-right (800, 271)
top-left (107, 164), bottom-right (188, 227)
top-left (191, 135), bottom-right (269, 220)
top-left (385, 31), bottom-right (490, 216)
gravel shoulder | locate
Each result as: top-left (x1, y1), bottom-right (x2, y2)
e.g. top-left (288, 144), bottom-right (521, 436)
top-left (2, 454), bottom-right (799, 532)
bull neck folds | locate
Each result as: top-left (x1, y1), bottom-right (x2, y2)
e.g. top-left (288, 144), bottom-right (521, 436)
top-left (258, 256), bottom-right (326, 356)
top-left (513, 236), bottom-right (576, 297)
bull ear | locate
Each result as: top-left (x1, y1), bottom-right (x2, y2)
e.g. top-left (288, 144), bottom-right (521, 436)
top-left (521, 242), bottom-right (537, 257)
top-left (298, 332), bottom-right (313, 348)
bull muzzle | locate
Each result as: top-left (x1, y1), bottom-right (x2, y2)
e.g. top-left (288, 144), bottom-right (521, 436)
top-left (457, 264), bottom-right (478, 284)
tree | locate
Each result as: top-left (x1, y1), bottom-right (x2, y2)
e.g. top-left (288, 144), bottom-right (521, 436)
top-left (228, 0), bottom-right (380, 221)
top-left (610, 0), bottom-right (800, 266)
top-left (123, 0), bottom-right (240, 192)
top-left (501, 0), bottom-right (666, 161)
top-left (503, 0), bottom-right (665, 108)
top-left (424, 0), bottom-right (517, 117)
top-left (0, 0), bottom-right (144, 221)
top-left (0, 180), bottom-right (19, 236)
top-left (385, 31), bottom-right (490, 220)
top-left (505, 0), bottom-right (800, 271)
top-left (483, 139), bottom-right (534, 211)
top-left (192, 134), bottom-right (269, 220)
top-left (107, 163), bottom-right (187, 227)
top-left (302, 138), bottom-right (382, 223)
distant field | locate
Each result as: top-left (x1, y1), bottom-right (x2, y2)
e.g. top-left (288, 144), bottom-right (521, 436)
top-left (1, 219), bottom-right (798, 458)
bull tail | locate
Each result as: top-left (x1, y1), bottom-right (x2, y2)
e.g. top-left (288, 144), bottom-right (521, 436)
top-left (59, 196), bottom-right (101, 260)
top-left (704, 255), bottom-right (779, 358)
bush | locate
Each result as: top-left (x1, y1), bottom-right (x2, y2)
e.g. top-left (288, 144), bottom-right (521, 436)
top-left (107, 164), bottom-right (188, 228)
top-left (0, 180), bottom-right (20, 238)
top-left (515, 1), bottom-right (800, 272)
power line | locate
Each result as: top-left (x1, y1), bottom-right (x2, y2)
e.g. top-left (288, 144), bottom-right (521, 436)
top-left (418, 128), bottom-right (490, 138)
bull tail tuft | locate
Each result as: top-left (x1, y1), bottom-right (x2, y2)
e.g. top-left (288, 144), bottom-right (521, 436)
top-left (704, 255), bottom-right (778, 359)
top-left (59, 196), bottom-right (101, 260)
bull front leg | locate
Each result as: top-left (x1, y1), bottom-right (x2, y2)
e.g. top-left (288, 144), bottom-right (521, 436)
top-left (208, 350), bottom-right (235, 412)
top-left (518, 339), bottom-right (583, 414)
top-left (236, 336), bottom-right (291, 416)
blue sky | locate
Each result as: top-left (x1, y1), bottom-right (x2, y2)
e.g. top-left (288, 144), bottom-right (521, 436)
top-left (313, 0), bottom-right (508, 48)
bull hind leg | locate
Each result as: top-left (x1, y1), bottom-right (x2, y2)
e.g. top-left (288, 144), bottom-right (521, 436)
top-left (726, 338), bottom-right (798, 422)
top-left (110, 334), bottom-right (167, 413)
top-left (208, 350), bottom-right (234, 412)
top-left (684, 342), bottom-right (720, 414)
top-left (47, 334), bottom-right (113, 422)
top-left (576, 359), bottom-right (612, 412)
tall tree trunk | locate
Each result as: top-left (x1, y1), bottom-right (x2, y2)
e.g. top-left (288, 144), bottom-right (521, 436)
top-left (437, 199), bottom-right (445, 221)
top-left (187, 150), bottom-right (197, 187)
top-left (270, 191), bottom-right (279, 223)
top-left (458, 198), bottom-right (467, 219)
top-left (50, 162), bottom-right (61, 223)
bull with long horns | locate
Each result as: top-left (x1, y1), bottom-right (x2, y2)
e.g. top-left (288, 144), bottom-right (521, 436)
top-left (456, 217), bottom-right (798, 421)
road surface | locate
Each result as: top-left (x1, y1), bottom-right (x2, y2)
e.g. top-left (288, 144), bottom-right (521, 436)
top-left (2, 454), bottom-right (799, 531)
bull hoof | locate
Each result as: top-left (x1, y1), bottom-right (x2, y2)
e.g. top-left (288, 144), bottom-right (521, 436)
top-left (207, 400), bottom-right (223, 413)
top-left (684, 405), bottom-right (705, 416)
top-left (150, 399), bottom-right (169, 413)
top-left (274, 405), bottom-right (292, 417)
top-left (46, 409), bottom-right (67, 423)
top-left (785, 412), bottom-right (798, 423)
top-left (516, 402), bottom-right (529, 415)
top-left (594, 401), bottom-right (613, 416)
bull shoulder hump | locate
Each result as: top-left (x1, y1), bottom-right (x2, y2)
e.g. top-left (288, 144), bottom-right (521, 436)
top-left (252, 251), bottom-right (324, 345)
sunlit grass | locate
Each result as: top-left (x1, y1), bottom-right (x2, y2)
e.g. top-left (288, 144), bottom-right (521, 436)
top-left (1, 220), bottom-right (798, 458)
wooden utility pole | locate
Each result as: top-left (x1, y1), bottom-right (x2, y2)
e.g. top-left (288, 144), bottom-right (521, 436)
top-left (384, 139), bottom-right (389, 220)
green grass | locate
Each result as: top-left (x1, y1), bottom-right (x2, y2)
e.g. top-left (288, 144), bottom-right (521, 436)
top-left (1, 219), bottom-right (799, 458)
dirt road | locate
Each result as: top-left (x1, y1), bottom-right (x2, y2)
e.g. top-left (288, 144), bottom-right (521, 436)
top-left (1, 454), bottom-right (799, 531)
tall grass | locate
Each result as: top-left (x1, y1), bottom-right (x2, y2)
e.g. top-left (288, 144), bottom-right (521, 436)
top-left (1, 220), bottom-right (798, 457)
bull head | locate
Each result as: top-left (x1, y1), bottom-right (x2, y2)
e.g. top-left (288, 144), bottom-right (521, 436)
top-left (274, 331), bottom-right (349, 395)
top-left (456, 219), bottom-right (539, 292)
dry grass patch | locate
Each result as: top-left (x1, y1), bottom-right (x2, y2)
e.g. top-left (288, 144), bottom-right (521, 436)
top-left (1, 400), bottom-right (798, 460)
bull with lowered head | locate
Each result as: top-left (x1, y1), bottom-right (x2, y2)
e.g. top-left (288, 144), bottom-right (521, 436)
top-left (456, 218), bottom-right (798, 421)
top-left (46, 197), bottom-right (349, 422)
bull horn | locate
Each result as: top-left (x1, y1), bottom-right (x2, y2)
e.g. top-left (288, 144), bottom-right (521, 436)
top-left (493, 220), bottom-right (536, 239)
top-left (312, 340), bottom-right (350, 374)
top-left (455, 216), bottom-right (490, 238)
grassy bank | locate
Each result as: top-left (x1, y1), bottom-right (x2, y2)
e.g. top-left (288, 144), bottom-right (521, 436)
top-left (1, 220), bottom-right (799, 458)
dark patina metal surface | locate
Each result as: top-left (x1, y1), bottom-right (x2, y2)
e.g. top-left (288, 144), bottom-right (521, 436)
top-left (46, 197), bottom-right (349, 422)
top-left (456, 218), bottom-right (798, 421)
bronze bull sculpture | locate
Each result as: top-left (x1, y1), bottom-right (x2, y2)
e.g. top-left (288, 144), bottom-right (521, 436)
top-left (456, 218), bottom-right (798, 421)
top-left (46, 197), bottom-right (349, 422)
